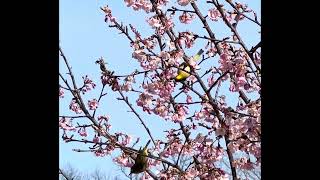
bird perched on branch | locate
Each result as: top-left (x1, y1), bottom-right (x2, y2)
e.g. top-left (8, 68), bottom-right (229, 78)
top-left (174, 49), bottom-right (204, 82)
top-left (130, 140), bottom-right (151, 175)
top-left (95, 57), bottom-right (114, 75)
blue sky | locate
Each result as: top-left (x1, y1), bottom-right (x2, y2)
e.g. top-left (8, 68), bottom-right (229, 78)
top-left (59, 0), bottom-right (260, 178)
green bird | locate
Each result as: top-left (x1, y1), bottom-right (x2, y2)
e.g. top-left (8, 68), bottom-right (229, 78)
top-left (174, 49), bottom-right (204, 82)
top-left (130, 140), bottom-right (151, 175)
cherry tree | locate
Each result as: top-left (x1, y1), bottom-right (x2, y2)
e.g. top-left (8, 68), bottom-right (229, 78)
top-left (59, 0), bottom-right (261, 179)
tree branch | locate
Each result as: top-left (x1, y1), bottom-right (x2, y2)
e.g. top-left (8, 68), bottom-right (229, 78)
top-left (59, 168), bottom-right (71, 180)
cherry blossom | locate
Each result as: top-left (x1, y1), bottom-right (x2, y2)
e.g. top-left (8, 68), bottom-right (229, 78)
top-left (78, 127), bottom-right (87, 137)
top-left (88, 99), bottom-right (99, 110)
top-left (177, 0), bottom-right (190, 6)
top-left (60, 0), bottom-right (261, 178)
top-left (59, 117), bottom-right (76, 131)
top-left (208, 8), bottom-right (221, 21)
top-left (178, 31), bottom-right (195, 48)
top-left (69, 99), bottom-right (83, 114)
top-left (147, 16), bottom-right (162, 28)
top-left (81, 75), bottom-right (96, 94)
top-left (59, 88), bottom-right (64, 98)
top-left (113, 154), bottom-right (133, 167)
top-left (179, 12), bottom-right (195, 24)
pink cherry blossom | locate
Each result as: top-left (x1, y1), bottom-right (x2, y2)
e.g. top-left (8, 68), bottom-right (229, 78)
top-left (159, 51), bottom-right (171, 61)
top-left (179, 12), bottom-right (195, 24)
top-left (113, 154), bottom-right (133, 167)
top-left (177, 0), bottom-right (190, 6)
top-left (231, 12), bottom-right (245, 22)
top-left (142, 37), bottom-right (156, 49)
top-left (157, 0), bottom-right (170, 6)
top-left (159, 81), bottom-right (175, 98)
top-left (100, 75), bottom-right (109, 86)
top-left (236, 76), bottom-right (247, 86)
top-left (141, 172), bottom-right (153, 180)
top-left (195, 111), bottom-right (205, 120)
top-left (81, 75), bottom-right (96, 94)
top-left (233, 157), bottom-right (254, 170)
top-left (59, 117), bottom-right (76, 131)
top-left (171, 105), bottom-right (188, 122)
top-left (184, 168), bottom-right (199, 179)
top-left (208, 8), bottom-right (221, 21)
top-left (178, 31), bottom-right (195, 48)
top-left (137, 93), bottom-right (153, 108)
top-left (188, 56), bottom-right (199, 69)
top-left (61, 1), bottom-right (261, 178)
top-left (78, 127), bottom-right (87, 137)
top-left (125, 0), bottom-right (153, 13)
top-left (69, 99), bottom-right (83, 114)
top-left (124, 0), bottom-right (134, 7)
top-left (59, 88), bottom-right (64, 98)
top-left (132, 49), bottom-right (147, 62)
top-left (141, 1), bottom-right (153, 13)
top-left (93, 135), bottom-right (100, 143)
top-left (101, 5), bottom-right (116, 23)
top-left (147, 16), bottom-right (162, 28)
top-left (143, 79), bottom-right (174, 99)
top-left (218, 52), bottom-right (233, 73)
top-left (226, 14), bottom-right (234, 24)
top-left (167, 50), bottom-right (184, 66)
top-left (186, 95), bottom-right (192, 103)
top-left (121, 81), bottom-right (132, 92)
top-left (188, 75), bottom-right (197, 83)
top-left (153, 98), bottom-right (169, 118)
top-left (163, 17), bottom-right (174, 31)
top-left (208, 74), bottom-right (215, 87)
top-left (120, 134), bottom-right (132, 146)
top-left (163, 141), bottom-right (183, 156)
top-left (148, 56), bottom-right (161, 70)
top-left (98, 115), bottom-right (110, 122)
top-left (103, 144), bottom-right (116, 155)
top-left (94, 149), bottom-right (107, 157)
top-left (207, 47), bottom-right (217, 57)
top-left (88, 99), bottom-right (99, 110)
top-left (228, 141), bottom-right (240, 153)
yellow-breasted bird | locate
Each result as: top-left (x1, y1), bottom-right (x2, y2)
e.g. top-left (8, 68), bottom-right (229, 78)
top-left (174, 49), bottom-right (204, 82)
top-left (130, 140), bottom-right (151, 175)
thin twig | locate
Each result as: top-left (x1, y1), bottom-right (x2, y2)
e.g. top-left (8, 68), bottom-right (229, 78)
top-left (207, 71), bottom-right (229, 92)
top-left (59, 168), bottom-right (71, 180)
top-left (118, 91), bottom-right (156, 146)
top-left (93, 85), bottom-right (106, 118)
top-left (224, 0), bottom-right (261, 26)
top-left (59, 115), bottom-right (87, 119)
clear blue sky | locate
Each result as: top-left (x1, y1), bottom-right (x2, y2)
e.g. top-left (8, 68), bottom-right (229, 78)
top-left (59, 0), bottom-right (260, 178)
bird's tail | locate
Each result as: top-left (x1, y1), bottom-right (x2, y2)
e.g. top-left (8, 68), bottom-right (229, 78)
top-left (143, 140), bottom-right (151, 151)
top-left (194, 49), bottom-right (204, 62)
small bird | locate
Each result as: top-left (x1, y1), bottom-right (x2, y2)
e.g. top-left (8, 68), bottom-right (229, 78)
top-left (95, 58), bottom-right (108, 72)
top-left (174, 49), bottom-right (204, 82)
top-left (96, 58), bottom-right (114, 76)
top-left (130, 140), bottom-right (151, 175)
